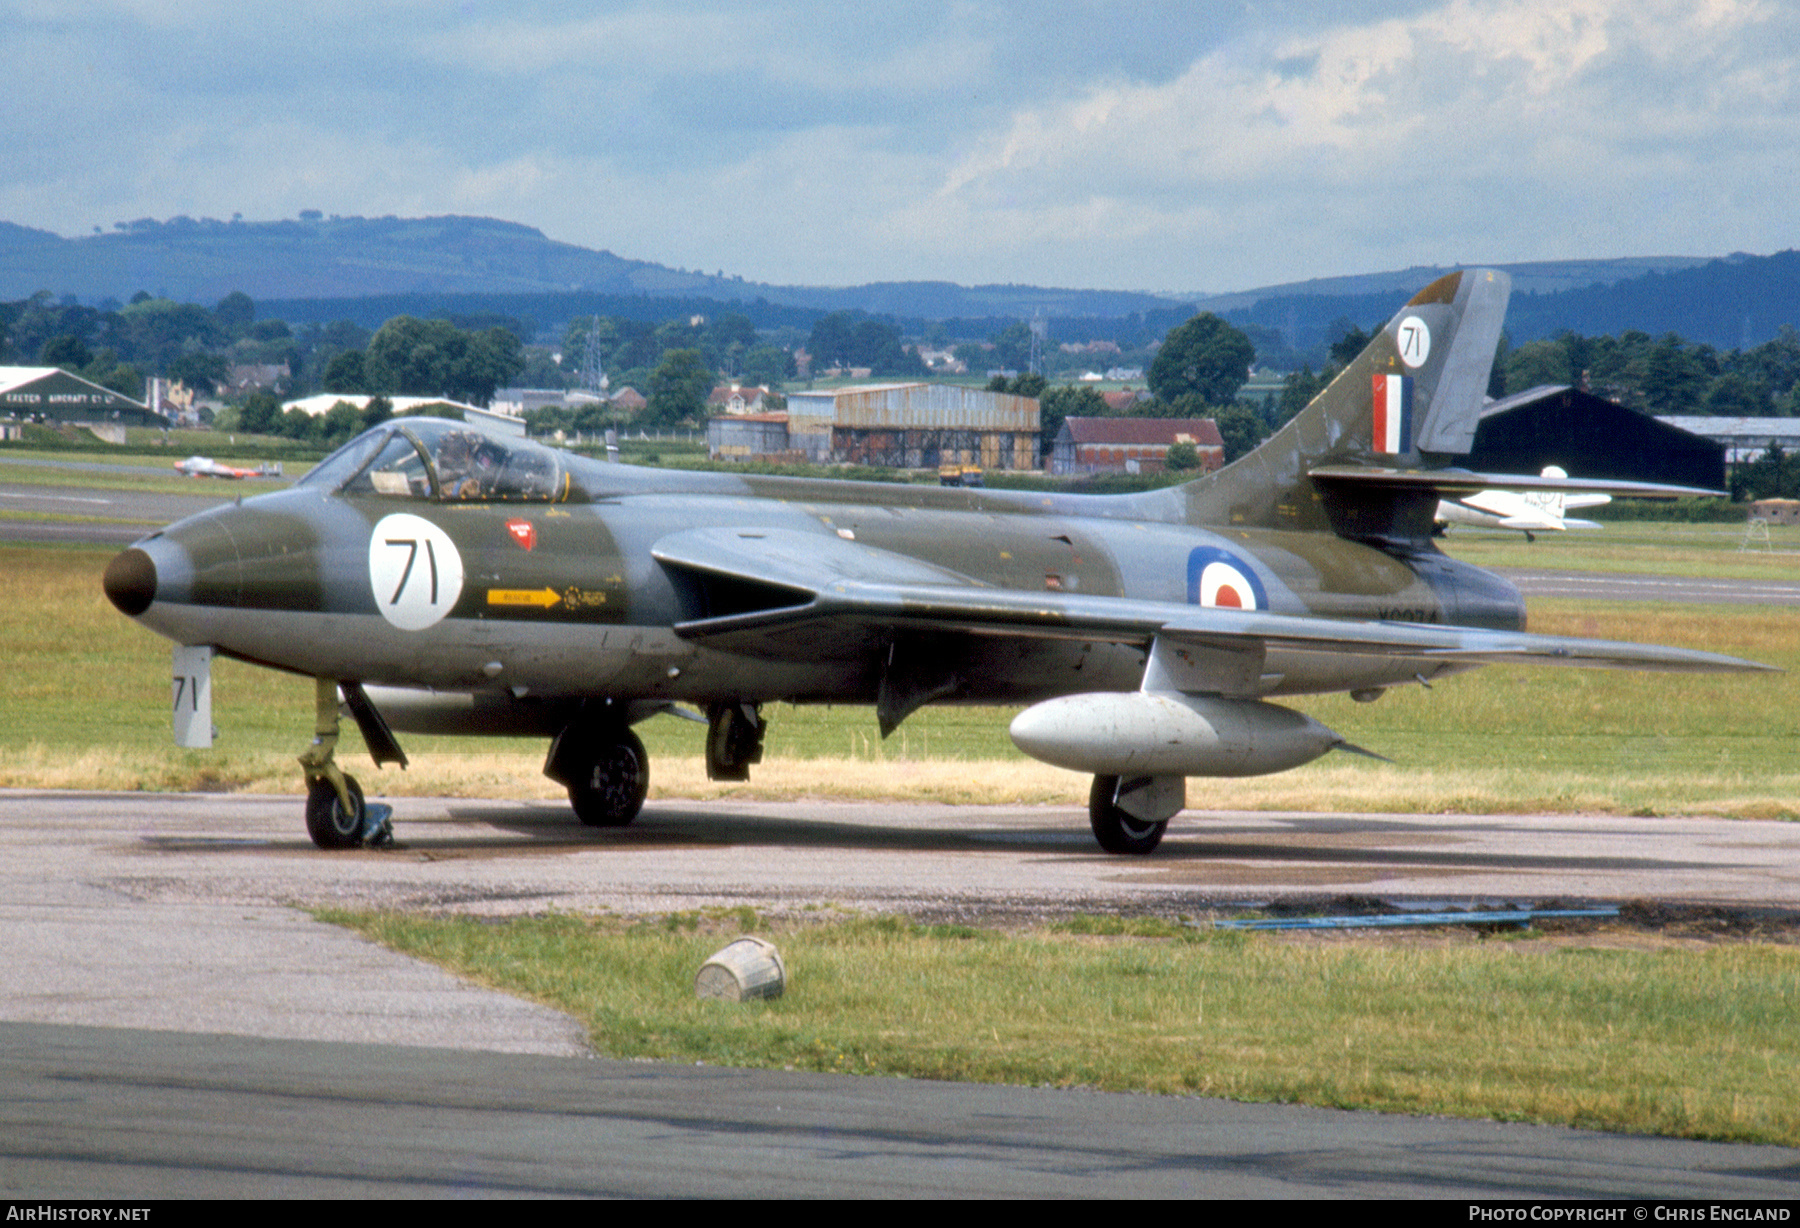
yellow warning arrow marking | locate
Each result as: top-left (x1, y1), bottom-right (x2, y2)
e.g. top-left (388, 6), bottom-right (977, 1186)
top-left (486, 588), bottom-right (561, 608)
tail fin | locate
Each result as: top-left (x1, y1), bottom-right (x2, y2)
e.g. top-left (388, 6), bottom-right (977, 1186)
top-left (1525, 466), bottom-right (1570, 523)
top-left (1171, 268), bottom-right (1511, 543)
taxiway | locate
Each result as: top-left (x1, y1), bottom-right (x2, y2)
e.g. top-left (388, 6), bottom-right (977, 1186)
top-left (3, 791), bottom-right (1797, 1197)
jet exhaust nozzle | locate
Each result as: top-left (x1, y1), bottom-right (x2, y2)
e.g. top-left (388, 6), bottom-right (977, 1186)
top-left (1009, 692), bottom-right (1345, 778)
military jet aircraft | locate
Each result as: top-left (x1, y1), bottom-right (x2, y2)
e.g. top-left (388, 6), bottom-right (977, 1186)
top-left (103, 269), bottom-right (1771, 854)
top-left (175, 456), bottom-right (278, 480)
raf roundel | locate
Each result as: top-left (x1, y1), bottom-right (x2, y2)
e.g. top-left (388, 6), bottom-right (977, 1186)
top-left (368, 513), bottom-right (465, 631)
top-left (1186, 546), bottom-right (1267, 610)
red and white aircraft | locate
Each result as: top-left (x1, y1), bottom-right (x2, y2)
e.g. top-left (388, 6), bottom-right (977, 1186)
top-left (175, 456), bottom-right (263, 480)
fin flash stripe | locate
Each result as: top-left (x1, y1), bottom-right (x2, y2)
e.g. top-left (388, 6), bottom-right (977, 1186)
top-left (1372, 374), bottom-right (1414, 455)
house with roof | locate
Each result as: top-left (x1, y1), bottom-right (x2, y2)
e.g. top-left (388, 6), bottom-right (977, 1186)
top-left (1050, 416), bottom-right (1224, 476)
top-left (708, 384), bottom-right (771, 414)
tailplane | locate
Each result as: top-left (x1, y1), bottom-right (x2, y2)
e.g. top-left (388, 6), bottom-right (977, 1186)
top-left (1168, 268), bottom-right (1512, 543)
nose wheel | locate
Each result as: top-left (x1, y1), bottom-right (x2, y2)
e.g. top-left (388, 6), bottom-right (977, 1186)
top-left (305, 774), bottom-right (366, 849)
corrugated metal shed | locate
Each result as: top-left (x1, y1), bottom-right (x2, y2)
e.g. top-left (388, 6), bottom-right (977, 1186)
top-left (708, 412), bottom-right (793, 459)
top-left (1657, 416), bottom-right (1800, 464)
top-left (788, 383), bottom-right (1038, 432)
top-left (784, 383), bottom-right (1040, 468)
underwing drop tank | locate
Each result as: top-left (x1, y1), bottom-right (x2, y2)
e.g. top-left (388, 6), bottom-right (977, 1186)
top-left (1008, 692), bottom-right (1348, 778)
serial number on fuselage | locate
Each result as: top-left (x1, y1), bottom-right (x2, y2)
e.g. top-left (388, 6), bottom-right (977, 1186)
top-left (1375, 606), bottom-right (1442, 623)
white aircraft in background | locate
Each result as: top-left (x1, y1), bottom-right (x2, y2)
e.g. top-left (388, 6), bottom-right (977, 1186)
top-left (175, 456), bottom-right (276, 480)
top-left (1436, 466), bottom-right (1611, 539)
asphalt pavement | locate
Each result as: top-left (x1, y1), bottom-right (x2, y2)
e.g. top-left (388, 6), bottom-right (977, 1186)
top-left (3, 791), bottom-right (1798, 1198)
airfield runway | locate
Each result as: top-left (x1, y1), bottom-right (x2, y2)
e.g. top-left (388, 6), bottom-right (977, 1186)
top-left (3, 790), bottom-right (1798, 1198)
top-left (0, 479), bottom-right (234, 545)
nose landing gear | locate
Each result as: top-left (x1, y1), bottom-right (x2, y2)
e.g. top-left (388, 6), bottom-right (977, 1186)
top-left (298, 678), bottom-right (401, 849)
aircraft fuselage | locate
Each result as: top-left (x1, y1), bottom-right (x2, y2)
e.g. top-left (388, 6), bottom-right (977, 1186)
top-left (117, 465), bottom-right (1522, 713)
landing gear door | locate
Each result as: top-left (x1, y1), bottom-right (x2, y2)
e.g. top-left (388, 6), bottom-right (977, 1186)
top-left (172, 644), bottom-right (214, 749)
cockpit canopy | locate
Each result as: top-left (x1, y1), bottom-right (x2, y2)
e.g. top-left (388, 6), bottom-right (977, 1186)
top-left (298, 418), bottom-right (585, 504)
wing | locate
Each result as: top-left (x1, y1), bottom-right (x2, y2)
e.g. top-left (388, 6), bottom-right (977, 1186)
top-left (1313, 467), bottom-right (1721, 500)
top-left (651, 527), bottom-right (1772, 684)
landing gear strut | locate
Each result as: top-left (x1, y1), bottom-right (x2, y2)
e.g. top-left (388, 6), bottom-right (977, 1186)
top-left (298, 678), bottom-right (394, 849)
top-left (705, 702), bottom-right (765, 782)
top-left (546, 721), bottom-right (649, 828)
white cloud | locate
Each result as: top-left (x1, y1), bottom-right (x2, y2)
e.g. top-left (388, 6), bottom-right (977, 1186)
top-left (0, 0), bottom-right (1794, 291)
top-left (854, 0), bottom-right (1799, 287)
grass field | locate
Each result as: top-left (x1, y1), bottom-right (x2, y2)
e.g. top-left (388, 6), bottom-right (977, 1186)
top-left (328, 909), bottom-right (1800, 1148)
top-left (1441, 521), bottom-right (1800, 582)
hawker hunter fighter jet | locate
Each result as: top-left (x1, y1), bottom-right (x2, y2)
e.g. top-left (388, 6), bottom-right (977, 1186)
top-left (104, 269), bottom-right (1769, 853)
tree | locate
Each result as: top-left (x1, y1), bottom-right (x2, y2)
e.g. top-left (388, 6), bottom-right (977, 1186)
top-left (1213, 404), bottom-right (1266, 464)
top-left (1037, 384), bottom-right (1109, 456)
top-left (39, 334), bottom-right (92, 371)
top-left (1327, 321), bottom-right (1377, 368)
top-left (1702, 372), bottom-right (1773, 417)
top-left (98, 364), bottom-right (144, 400)
top-left (360, 394), bottom-right (393, 431)
top-left (1164, 440), bottom-right (1201, 472)
top-left (363, 317), bottom-right (523, 406)
top-left (806, 312), bottom-right (923, 375)
top-left (320, 399), bottom-right (362, 445)
top-left (321, 350), bottom-right (367, 393)
top-left (1635, 333), bottom-right (1709, 415)
top-left (214, 291), bottom-right (255, 335)
top-left (166, 350), bottom-right (229, 395)
top-left (988, 322), bottom-right (1032, 373)
top-left (1733, 442), bottom-right (1800, 501)
top-left (456, 327), bottom-right (526, 406)
top-left (740, 344), bottom-right (796, 390)
top-left (1506, 338), bottom-right (1573, 391)
top-left (1148, 314), bottom-right (1254, 405)
top-left (239, 391), bottom-right (282, 435)
top-left (1274, 365), bottom-right (1327, 428)
top-left (645, 349), bottom-right (713, 426)
top-left (988, 372), bottom-right (1046, 398)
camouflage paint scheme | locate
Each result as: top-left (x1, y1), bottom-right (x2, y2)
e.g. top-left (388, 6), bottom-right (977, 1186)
top-left (103, 270), bottom-right (1769, 852)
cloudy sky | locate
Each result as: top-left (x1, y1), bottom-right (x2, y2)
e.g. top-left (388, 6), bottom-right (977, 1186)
top-left (4, 0), bottom-right (1795, 293)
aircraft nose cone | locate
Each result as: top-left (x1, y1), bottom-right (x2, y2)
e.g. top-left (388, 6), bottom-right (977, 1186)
top-left (103, 547), bottom-right (157, 616)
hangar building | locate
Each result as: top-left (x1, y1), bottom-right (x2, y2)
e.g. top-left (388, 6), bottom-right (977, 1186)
top-left (0, 366), bottom-right (165, 435)
top-left (782, 383), bottom-right (1039, 470)
top-left (1466, 385), bottom-right (1724, 491)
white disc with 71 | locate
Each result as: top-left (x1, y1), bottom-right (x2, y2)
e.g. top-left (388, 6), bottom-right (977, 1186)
top-left (369, 513), bottom-right (464, 630)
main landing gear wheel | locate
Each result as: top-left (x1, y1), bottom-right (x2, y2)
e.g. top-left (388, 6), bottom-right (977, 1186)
top-left (305, 774), bottom-right (366, 850)
top-left (1088, 774), bottom-right (1168, 855)
top-left (569, 730), bottom-right (649, 828)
